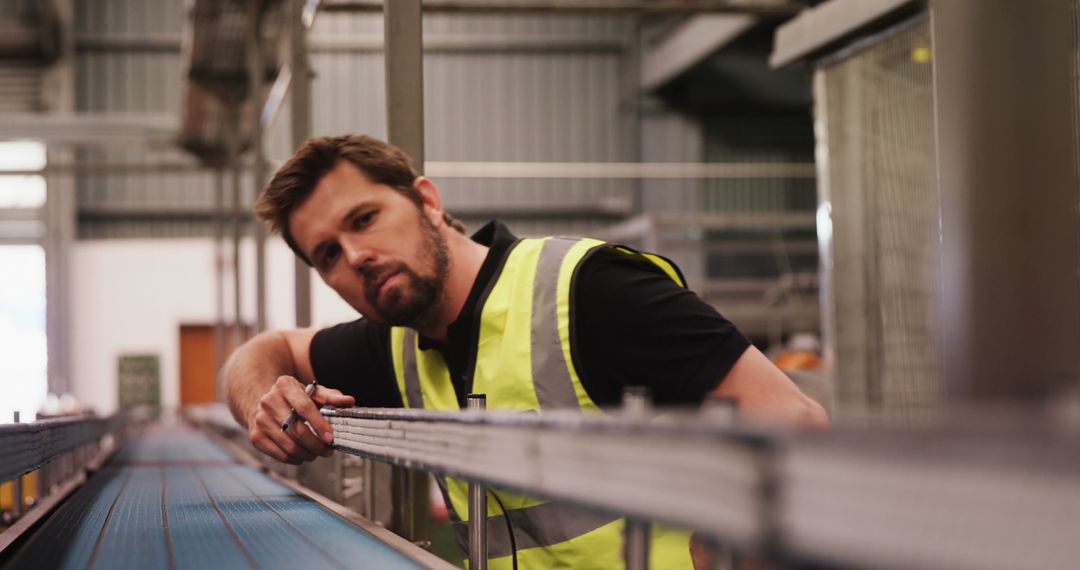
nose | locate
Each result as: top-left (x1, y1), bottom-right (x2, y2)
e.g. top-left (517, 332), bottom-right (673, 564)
top-left (341, 236), bottom-right (374, 269)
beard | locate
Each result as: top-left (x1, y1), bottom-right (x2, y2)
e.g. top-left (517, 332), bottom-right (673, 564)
top-left (359, 214), bottom-right (450, 328)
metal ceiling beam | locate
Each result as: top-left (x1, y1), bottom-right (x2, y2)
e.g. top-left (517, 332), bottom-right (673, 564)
top-left (640, 14), bottom-right (756, 91)
top-left (75, 32), bottom-right (624, 53)
top-left (0, 113), bottom-right (178, 146)
top-left (323, 0), bottom-right (802, 16)
top-left (769, 0), bottom-right (919, 68)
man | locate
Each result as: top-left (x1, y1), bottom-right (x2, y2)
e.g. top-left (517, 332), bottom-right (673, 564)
top-left (226, 134), bottom-right (828, 569)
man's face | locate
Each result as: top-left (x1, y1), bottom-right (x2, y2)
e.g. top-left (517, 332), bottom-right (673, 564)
top-left (289, 161), bottom-right (449, 328)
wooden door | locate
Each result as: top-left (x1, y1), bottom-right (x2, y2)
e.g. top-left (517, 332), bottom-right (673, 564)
top-left (179, 324), bottom-right (250, 405)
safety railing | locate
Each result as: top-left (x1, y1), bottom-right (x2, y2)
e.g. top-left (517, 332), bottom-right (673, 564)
top-left (0, 409), bottom-right (139, 552)
top-left (0, 412), bottom-right (132, 483)
top-left (324, 400), bottom-right (1080, 570)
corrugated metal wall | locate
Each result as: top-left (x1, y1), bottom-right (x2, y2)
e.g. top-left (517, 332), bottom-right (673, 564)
top-left (74, 0), bottom-right (221, 238)
top-left (76, 2), bottom-right (640, 238)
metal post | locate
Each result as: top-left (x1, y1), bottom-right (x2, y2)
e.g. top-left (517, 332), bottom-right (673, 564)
top-left (214, 168), bottom-right (226, 400)
top-left (384, 0), bottom-right (430, 545)
top-left (247, 0), bottom-right (268, 334)
top-left (622, 387), bottom-right (650, 570)
top-left (362, 458), bottom-right (376, 519)
top-left (931, 0), bottom-right (1080, 401)
top-left (291, 0), bottom-right (314, 328)
top-left (228, 108), bottom-right (245, 349)
top-left (11, 412), bottom-right (22, 517)
top-left (467, 394), bottom-right (487, 569)
top-left (384, 0), bottom-right (425, 170)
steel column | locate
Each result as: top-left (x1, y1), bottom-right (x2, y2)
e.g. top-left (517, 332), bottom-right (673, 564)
top-left (383, 0), bottom-right (425, 171)
top-left (931, 0), bottom-right (1080, 401)
top-left (214, 169), bottom-right (227, 401)
top-left (248, 0), bottom-right (268, 334)
top-left (11, 412), bottom-right (22, 518)
top-left (291, 0), bottom-right (313, 328)
top-left (228, 110), bottom-right (245, 348)
top-left (622, 387), bottom-right (651, 570)
top-left (42, 0), bottom-right (76, 398)
top-left (384, 0), bottom-right (429, 545)
top-left (466, 394), bottom-right (488, 570)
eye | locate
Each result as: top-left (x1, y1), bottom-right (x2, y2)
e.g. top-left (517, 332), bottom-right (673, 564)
top-left (319, 244), bottom-right (341, 270)
top-left (351, 210), bottom-right (376, 230)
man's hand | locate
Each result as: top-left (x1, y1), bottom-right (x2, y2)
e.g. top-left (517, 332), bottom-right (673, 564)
top-left (248, 376), bottom-right (356, 464)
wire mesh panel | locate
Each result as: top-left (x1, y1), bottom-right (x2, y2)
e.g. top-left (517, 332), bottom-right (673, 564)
top-left (814, 17), bottom-right (943, 419)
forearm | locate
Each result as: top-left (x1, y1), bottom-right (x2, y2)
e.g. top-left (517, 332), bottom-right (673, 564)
top-left (710, 347), bottom-right (830, 428)
top-left (225, 331), bottom-right (308, 429)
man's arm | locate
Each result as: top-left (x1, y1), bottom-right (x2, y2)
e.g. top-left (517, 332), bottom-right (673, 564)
top-left (224, 328), bottom-right (355, 464)
top-left (711, 345), bottom-right (830, 427)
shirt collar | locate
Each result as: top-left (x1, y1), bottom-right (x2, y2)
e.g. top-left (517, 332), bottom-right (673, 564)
top-left (417, 220), bottom-right (519, 350)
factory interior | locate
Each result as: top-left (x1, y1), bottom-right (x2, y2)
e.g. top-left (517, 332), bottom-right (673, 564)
top-left (2, 0), bottom-right (1079, 568)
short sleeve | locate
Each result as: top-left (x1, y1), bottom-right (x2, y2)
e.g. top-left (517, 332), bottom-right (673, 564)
top-left (571, 249), bottom-right (751, 406)
top-left (309, 318), bottom-right (403, 408)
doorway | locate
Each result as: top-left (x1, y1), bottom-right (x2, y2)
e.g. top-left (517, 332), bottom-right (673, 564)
top-left (179, 324), bottom-right (251, 405)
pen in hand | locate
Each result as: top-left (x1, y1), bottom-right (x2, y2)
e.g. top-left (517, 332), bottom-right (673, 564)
top-left (281, 380), bottom-right (318, 431)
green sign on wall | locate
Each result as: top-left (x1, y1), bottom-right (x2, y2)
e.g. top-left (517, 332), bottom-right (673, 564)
top-left (117, 354), bottom-right (160, 409)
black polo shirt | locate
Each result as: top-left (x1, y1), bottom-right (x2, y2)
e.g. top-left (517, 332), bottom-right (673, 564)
top-left (309, 221), bottom-right (750, 409)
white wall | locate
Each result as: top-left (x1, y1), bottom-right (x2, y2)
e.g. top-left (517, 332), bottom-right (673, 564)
top-left (70, 238), bottom-right (358, 414)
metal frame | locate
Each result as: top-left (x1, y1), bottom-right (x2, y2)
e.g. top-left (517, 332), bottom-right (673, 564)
top-left (769, 0), bottom-right (920, 68)
top-left (0, 413), bottom-right (130, 482)
top-left (323, 403), bottom-right (1080, 569)
top-left (640, 14), bottom-right (756, 91)
top-left (321, 0), bottom-right (803, 16)
top-left (0, 410), bottom-right (137, 558)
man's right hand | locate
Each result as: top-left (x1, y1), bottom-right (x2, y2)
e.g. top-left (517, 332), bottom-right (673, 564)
top-left (248, 375), bottom-right (356, 464)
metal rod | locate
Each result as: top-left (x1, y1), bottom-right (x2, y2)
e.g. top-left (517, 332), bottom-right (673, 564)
top-left (11, 412), bottom-right (22, 518)
top-left (622, 387), bottom-right (650, 570)
top-left (248, 0), bottom-right (268, 334)
top-left (391, 465), bottom-right (410, 534)
top-left (467, 394), bottom-right (487, 570)
top-left (362, 458), bottom-right (375, 519)
top-left (291, 0), bottom-right (313, 328)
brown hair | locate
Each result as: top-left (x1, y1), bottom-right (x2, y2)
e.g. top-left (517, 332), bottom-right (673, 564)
top-left (255, 134), bottom-right (465, 265)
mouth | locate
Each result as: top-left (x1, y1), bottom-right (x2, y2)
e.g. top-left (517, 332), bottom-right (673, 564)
top-left (374, 271), bottom-right (401, 299)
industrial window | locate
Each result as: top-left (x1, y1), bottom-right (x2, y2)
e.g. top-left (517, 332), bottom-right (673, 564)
top-left (0, 140), bottom-right (46, 422)
top-left (0, 140), bottom-right (47, 208)
top-left (0, 246), bottom-right (46, 422)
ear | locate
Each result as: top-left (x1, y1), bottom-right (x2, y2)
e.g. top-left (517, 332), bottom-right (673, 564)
top-left (413, 176), bottom-right (444, 227)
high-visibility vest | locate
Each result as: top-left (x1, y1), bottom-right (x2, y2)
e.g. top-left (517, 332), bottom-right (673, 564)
top-left (390, 237), bottom-right (694, 570)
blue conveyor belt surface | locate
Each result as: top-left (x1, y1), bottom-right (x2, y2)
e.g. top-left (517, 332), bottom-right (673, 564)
top-left (4, 425), bottom-right (423, 570)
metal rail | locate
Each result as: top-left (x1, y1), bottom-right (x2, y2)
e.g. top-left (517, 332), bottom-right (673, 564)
top-left (325, 404), bottom-right (1080, 570)
top-left (0, 412), bottom-right (130, 482)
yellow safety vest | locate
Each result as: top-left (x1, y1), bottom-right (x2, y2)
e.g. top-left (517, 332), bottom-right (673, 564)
top-left (390, 237), bottom-right (693, 570)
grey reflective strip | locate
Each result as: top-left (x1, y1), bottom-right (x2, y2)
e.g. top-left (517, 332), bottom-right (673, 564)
top-left (453, 501), bottom-right (620, 559)
top-left (401, 329), bottom-right (424, 408)
top-left (530, 237), bottom-right (581, 409)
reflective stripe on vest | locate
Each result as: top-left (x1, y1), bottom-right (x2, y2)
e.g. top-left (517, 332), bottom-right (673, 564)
top-left (389, 237), bottom-right (693, 569)
top-left (451, 501), bottom-right (618, 559)
top-left (529, 237), bottom-right (582, 409)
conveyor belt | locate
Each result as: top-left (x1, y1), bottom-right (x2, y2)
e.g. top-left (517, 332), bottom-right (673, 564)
top-left (3, 425), bottom-right (424, 570)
